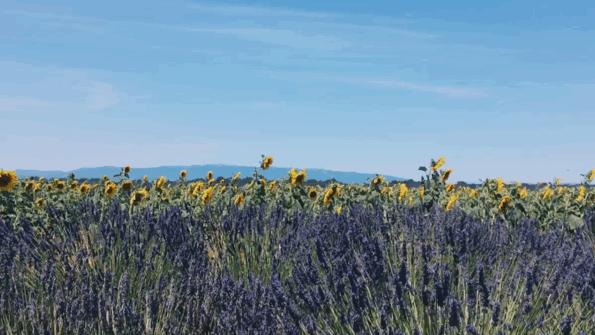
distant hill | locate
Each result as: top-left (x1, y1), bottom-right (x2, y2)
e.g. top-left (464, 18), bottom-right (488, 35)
top-left (16, 164), bottom-right (404, 184)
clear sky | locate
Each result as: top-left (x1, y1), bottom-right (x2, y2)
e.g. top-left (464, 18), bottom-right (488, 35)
top-left (1, 0), bottom-right (594, 183)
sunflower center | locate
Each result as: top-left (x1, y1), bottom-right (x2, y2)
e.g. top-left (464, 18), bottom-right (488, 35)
top-left (0, 175), bottom-right (9, 187)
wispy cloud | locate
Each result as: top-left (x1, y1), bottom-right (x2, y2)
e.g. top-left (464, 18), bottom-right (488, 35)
top-left (361, 79), bottom-right (487, 98)
top-left (0, 62), bottom-right (121, 114)
top-left (179, 26), bottom-right (349, 51)
top-left (188, 2), bottom-right (333, 19)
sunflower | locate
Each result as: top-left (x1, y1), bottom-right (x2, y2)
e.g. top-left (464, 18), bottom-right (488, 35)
top-left (202, 186), bottom-right (215, 205)
top-left (155, 176), bottom-right (167, 189)
top-left (496, 178), bottom-right (505, 193)
top-left (371, 175), bottom-right (384, 187)
top-left (335, 206), bottom-right (343, 215)
top-left (440, 169), bottom-right (453, 182)
top-left (542, 186), bottom-right (554, 200)
top-left (104, 181), bottom-right (117, 197)
top-left (124, 165), bottom-right (131, 174)
top-left (445, 194), bottom-right (458, 211)
top-left (516, 186), bottom-right (529, 199)
top-left (269, 181), bottom-right (278, 192)
top-left (233, 193), bottom-right (245, 207)
top-left (179, 170), bottom-right (188, 180)
top-left (323, 185), bottom-right (339, 206)
top-left (432, 157), bottom-right (446, 172)
top-left (120, 180), bottom-right (133, 191)
top-left (54, 180), bottom-right (66, 191)
top-left (190, 181), bottom-right (205, 197)
top-left (232, 172), bottom-right (241, 182)
top-left (80, 183), bottom-right (91, 194)
top-left (35, 198), bottom-right (45, 209)
top-left (498, 195), bottom-right (511, 212)
top-left (399, 184), bottom-right (409, 201)
top-left (0, 170), bottom-right (19, 192)
top-left (445, 184), bottom-right (455, 193)
top-left (576, 186), bottom-right (586, 202)
top-left (70, 181), bottom-right (79, 190)
top-left (130, 188), bottom-right (149, 206)
top-left (587, 169), bottom-right (595, 183)
top-left (207, 171), bottom-right (214, 182)
top-left (289, 169), bottom-right (307, 186)
top-left (260, 156), bottom-right (274, 170)
top-left (308, 188), bottom-right (318, 200)
top-left (25, 180), bottom-right (35, 192)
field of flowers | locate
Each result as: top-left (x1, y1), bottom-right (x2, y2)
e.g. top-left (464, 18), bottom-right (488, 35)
top-left (1, 157), bottom-right (594, 334)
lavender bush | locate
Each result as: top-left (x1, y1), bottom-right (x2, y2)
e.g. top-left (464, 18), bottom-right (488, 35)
top-left (1, 200), bottom-right (594, 334)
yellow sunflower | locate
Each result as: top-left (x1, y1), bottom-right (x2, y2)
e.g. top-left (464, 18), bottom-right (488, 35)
top-left (432, 157), bottom-right (446, 172)
top-left (155, 176), bottom-right (167, 189)
top-left (289, 169), bottom-right (307, 186)
top-left (308, 188), bottom-right (318, 200)
top-left (576, 186), bottom-right (586, 202)
top-left (498, 195), bottom-right (511, 212)
top-left (0, 170), bottom-right (19, 192)
top-left (179, 170), bottom-right (188, 180)
top-left (260, 156), bottom-right (274, 170)
top-left (441, 169), bottom-right (453, 182)
top-left (399, 184), bottom-right (409, 201)
top-left (233, 193), bottom-right (245, 206)
top-left (104, 181), bottom-right (117, 197)
top-left (202, 186), bottom-right (215, 205)
top-left (35, 198), bottom-right (45, 209)
top-left (120, 180), bottom-right (133, 191)
top-left (79, 183), bottom-right (91, 194)
top-left (130, 188), bottom-right (149, 206)
top-left (445, 194), bottom-right (458, 211)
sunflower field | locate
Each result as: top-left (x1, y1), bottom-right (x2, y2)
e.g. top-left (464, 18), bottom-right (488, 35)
top-left (0, 157), bottom-right (594, 334)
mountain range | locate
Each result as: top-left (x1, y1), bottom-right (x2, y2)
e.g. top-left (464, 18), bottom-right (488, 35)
top-left (16, 165), bottom-right (403, 184)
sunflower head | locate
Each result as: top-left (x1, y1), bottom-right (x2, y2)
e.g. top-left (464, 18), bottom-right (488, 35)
top-left (586, 169), bottom-right (595, 183)
top-left (54, 180), bottom-right (66, 191)
top-left (104, 181), bottom-right (117, 197)
top-left (123, 165), bottom-right (132, 174)
top-left (179, 170), bottom-right (188, 180)
top-left (155, 176), bottom-right (167, 189)
top-left (80, 183), bottom-right (91, 194)
top-left (233, 193), bottom-right (245, 207)
top-left (202, 186), bottom-right (215, 205)
top-left (498, 195), bottom-right (512, 212)
top-left (542, 186), bottom-right (554, 200)
top-left (35, 198), bottom-right (45, 209)
top-left (130, 188), bottom-right (149, 206)
top-left (371, 175), bottom-right (384, 188)
top-left (445, 194), bottom-right (458, 211)
top-left (577, 185), bottom-right (587, 202)
top-left (289, 169), bottom-right (306, 186)
top-left (70, 181), bottom-right (79, 190)
top-left (121, 180), bottom-right (133, 191)
top-left (260, 156), bottom-right (274, 170)
top-left (308, 188), bottom-right (318, 200)
top-left (399, 184), bottom-right (409, 201)
top-left (496, 178), bottom-right (505, 193)
top-left (441, 169), bottom-right (453, 182)
top-left (0, 170), bottom-right (19, 192)
top-left (207, 171), bottom-right (214, 181)
top-left (432, 157), bottom-right (446, 172)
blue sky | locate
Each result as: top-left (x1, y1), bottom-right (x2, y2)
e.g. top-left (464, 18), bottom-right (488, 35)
top-left (1, 0), bottom-right (594, 182)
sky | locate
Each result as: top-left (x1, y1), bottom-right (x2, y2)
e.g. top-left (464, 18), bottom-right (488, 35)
top-left (1, 0), bottom-right (594, 183)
